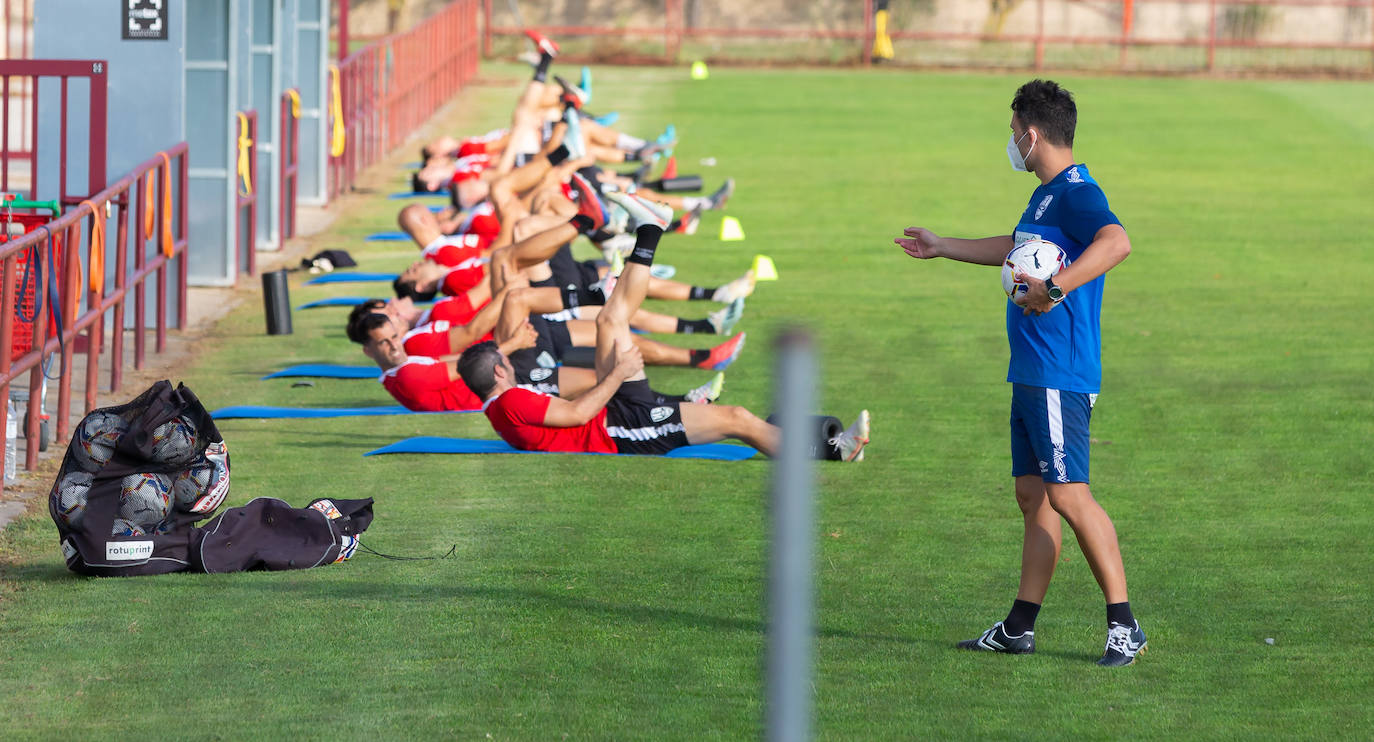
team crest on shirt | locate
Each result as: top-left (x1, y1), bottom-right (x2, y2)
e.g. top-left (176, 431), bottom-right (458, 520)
top-left (529, 368), bottom-right (553, 381)
top-left (650, 406), bottom-right (674, 423)
top-left (1066, 166), bottom-right (1083, 183)
top-left (1034, 195), bottom-right (1053, 221)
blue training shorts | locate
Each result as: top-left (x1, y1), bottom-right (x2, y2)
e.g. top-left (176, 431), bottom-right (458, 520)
top-left (1009, 383), bottom-right (1096, 484)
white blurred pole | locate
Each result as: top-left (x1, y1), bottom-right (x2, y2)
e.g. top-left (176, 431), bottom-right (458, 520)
top-left (766, 329), bottom-right (816, 742)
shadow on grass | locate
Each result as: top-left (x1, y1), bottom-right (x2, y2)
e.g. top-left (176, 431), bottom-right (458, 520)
top-left (232, 576), bottom-right (929, 646)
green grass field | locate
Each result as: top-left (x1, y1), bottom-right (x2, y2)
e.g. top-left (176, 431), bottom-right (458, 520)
top-left (2, 65), bottom-right (1373, 739)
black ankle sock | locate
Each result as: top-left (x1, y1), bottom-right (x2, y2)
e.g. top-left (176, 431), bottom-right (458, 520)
top-left (688, 349), bottom-right (710, 366)
top-left (689, 286), bottom-right (713, 301)
top-left (1003, 599), bottom-right (1041, 636)
top-left (546, 144), bottom-right (569, 166)
top-left (626, 225), bottom-right (663, 267)
top-left (533, 54), bottom-right (553, 83)
top-left (569, 214), bottom-right (594, 234)
top-left (1106, 601), bottom-right (1135, 628)
top-left (676, 318), bottom-right (714, 335)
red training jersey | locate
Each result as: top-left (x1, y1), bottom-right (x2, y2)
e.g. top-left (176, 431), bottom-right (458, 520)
top-left (483, 387), bottom-right (616, 454)
top-left (418, 294), bottom-right (486, 327)
top-left (380, 356), bottom-right (481, 411)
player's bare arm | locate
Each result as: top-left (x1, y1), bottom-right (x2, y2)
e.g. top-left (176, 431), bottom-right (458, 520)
top-left (1018, 224), bottom-right (1131, 315)
top-left (540, 341), bottom-right (642, 427)
top-left (896, 226), bottom-right (1012, 266)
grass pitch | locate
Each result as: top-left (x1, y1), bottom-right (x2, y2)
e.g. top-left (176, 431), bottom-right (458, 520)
top-left (2, 65), bottom-right (1373, 739)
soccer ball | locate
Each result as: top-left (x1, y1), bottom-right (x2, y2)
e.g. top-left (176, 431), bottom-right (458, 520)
top-left (72, 411), bottom-right (128, 472)
top-left (54, 470), bottom-right (95, 531)
top-left (150, 416), bottom-right (198, 466)
top-left (118, 472), bottom-right (173, 530)
top-left (1002, 239), bottom-right (1067, 306)
top-left (172, 441), bottom-right (230, 516)
top-left (110, 518), bottom-right (147, 538)
top-left (171, 463), bottom-right (213, 510)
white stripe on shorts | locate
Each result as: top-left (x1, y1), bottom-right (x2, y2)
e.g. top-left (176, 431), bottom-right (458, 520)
top-left (1046, 388), bottom-right (1068, 482)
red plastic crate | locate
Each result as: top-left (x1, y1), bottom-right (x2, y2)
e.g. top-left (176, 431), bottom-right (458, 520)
top-left (2, 212), bottom-right (60, 361)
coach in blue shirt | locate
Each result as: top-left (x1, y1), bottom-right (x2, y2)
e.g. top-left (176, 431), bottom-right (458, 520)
top-left (895, 79), bottom-right (1146, 666)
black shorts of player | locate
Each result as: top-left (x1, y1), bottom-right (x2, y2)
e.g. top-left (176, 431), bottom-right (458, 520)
top-left (548, 244), bottom-right (609, 310)
top-left (528, 314), bottom-right (575, 361)
top-left (603, 379), bottom-right (690, 456)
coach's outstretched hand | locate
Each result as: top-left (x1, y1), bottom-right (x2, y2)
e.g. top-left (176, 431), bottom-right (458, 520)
top-left (895, 226), bottom-right (941, 259)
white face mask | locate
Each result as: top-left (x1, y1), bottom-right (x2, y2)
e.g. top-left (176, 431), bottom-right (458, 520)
top-left (1006, 129), bottom-right (1035, 172)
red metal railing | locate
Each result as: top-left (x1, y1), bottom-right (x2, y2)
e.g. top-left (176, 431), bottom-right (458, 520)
top-left (234, 110), bottom-right (258, 277)
top-left (0, 143), bottom-right (189, 492)
top-left (481, 0), bottom-right (1374, 75)
top-left (0, 60), bottom-right (108, 206)
top-left (279, 89), bottom-right (300, 248)
top-left (328, 0), bottom-right (481, 199)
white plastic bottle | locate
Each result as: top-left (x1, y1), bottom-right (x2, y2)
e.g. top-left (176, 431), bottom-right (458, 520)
top-left (5, 398), bottom-right (17, 484)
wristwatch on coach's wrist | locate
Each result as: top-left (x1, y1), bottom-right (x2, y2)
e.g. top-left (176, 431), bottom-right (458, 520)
top-left (1045, 277), bottom-right (1065, 304)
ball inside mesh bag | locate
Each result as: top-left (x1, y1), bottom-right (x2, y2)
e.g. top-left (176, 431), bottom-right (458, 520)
top-left (118, 473), bottom-right (173, 530)
top-left (111, 518), bottom-right (148, 537)
top-left (54, 470), bottom-right (95, 531)
top-left (72, 411), bottom-right (128, 472)
top-left (184, 441), bottom-right (230, 515)
top-left (171, 463), bottom-right (213, 509)
top-left (150, 416), bottom-right (198, 465)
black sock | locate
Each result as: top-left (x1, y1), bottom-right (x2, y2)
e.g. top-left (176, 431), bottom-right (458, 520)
top-left (667, 218), bottom-right (682, 231)
top-left (1106, 601), bottom-right (1135, 628)
top-left (676, 318), bottom-right (714, 335)
top-left (569, 214), bottom-right (594, 235)
top-left (533, 53), bottom-right (553, 83)
top-left (546, 144), bottom-right (569, 166)
top-left (688, 349), bottom-right (710, 366)
top-left (1003, 599), bottom-right (1041, 636)
top-left (626, 225), bottom-right (663, 267)
top-left (688, 286), bottom-right (713, 301)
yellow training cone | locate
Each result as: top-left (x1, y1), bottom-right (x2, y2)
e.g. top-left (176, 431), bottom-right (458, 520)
top-left (719, 215), bottom-right (745, 241)
top-left (690, 60), bottom-right (710, 80)
top-left (752, 254), bottom-right (778, 281)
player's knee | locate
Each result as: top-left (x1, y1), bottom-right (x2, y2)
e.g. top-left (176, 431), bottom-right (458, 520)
top-left (1014, 479), bottom-right (1047, 513)
top-left (595, 306), bottom-right (624, 333)
top-left (397, 203), bottom-right (427, 231)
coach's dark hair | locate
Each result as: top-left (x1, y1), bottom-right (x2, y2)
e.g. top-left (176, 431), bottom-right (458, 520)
top-left (345, 300), bottom-right (387, 344)
top-left (349, 312), bottom-right (394, 346)
top-left (1011, 79), bottom-right (1076, 147)
top-left (410, 172), bottom-right (429, 193)
top-left (393, 277), bottom-right (437, 303)
top-left (420, 146), bottom-right (433, 161)
top-left (457, 341), bottom-right (502, 399)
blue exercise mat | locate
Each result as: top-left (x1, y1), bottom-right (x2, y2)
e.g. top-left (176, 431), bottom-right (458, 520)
top-left (296, 296), bottom-right (432, 309)
top-left (213, 405), bottom-right (476, 419)
top-left (261, 364), bottom-right (378, 380)
top-left (429, 205), bottom-right (446, 213)
top-left (364, 436), bottom-right (759, 461)
top-left (389, 191), bottom-right (447, 199)
top-left (305, 272), bottom-right (399, 285)
top-left (364, 232), bottom-right (411, 242)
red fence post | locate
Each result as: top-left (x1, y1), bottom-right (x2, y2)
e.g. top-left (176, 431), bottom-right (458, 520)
top-left (863, 0), bottom-right (874, 67)
top-left (234, 111), bottom-right (258, 278)
top-left (280, 90), bottom-right (299, 248)
top-left (482, 0), bottom-right (492, 58)
top-left (1207, 0), bottom-right (1218, 72)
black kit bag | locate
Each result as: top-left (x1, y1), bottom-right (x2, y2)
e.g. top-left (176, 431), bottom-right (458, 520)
top-left (48, 380), bottom-right (372, 577)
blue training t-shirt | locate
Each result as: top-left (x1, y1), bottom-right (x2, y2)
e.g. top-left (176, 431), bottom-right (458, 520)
top-left (1007, 163), bottom-right (1121, 394)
